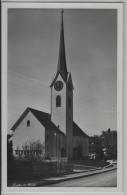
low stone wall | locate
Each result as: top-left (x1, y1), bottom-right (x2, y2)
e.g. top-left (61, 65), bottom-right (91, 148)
top-left (32, 160), bottom-right (58, 176)
top-left (8, 159), bottom-right (73, 181)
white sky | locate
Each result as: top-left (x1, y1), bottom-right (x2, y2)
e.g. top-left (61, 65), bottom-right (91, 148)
top-left (8, 9), bottom-right (117, 136)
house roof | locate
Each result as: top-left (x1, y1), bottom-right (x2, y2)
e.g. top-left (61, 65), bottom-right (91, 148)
top-left (11, 107), bottom-right (89, 138)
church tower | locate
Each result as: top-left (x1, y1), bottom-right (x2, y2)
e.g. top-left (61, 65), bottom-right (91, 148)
top-left (50, 10), bottom-right (74, 159)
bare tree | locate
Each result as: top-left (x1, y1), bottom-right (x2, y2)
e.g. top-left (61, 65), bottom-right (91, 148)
top-left (17, 140), bottom-right (45, 159)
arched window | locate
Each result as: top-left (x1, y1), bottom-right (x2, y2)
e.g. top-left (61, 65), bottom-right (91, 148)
top-left (27, 120), bottom-right (30, 127)
top-left (56, 95), bottom-right (61, 107)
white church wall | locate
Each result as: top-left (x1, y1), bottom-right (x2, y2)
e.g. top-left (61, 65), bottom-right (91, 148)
top-left (45, 128), bottom-right (57, 158)
top-left (12, 111), bottom-right (45, 157)
top-left (45, 128), bottom-right (66, 158)
top-left (51, 74), bottom-right (66, 135)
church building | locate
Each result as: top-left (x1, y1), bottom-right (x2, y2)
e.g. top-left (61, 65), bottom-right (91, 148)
top-left (11, 11), bottom-right (89, 160)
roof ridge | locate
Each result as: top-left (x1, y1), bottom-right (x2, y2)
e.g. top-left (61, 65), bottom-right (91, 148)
top-left (73, 122), bottom-right (89, 137)
top-left (28, 107), bottom-right (50, 116)
top-left (11, 107), bottom-right (88, 138)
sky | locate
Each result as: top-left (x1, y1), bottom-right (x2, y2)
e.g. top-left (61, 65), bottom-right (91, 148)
top-left (8, 9), bottom-right (117, 136)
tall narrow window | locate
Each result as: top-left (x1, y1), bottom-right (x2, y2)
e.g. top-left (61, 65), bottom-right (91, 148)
top-left (27, 120), bottom-right (30, 127)
top-left (56, 95), bottom-right (61, 107)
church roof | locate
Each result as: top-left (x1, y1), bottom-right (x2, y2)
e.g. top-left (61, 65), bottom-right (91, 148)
top-left (73, 122), bottom-right (89, 138)
top-left (11, 107), bottom-right (89, 138)
top-left (11, 107), bottom-right (65, 136)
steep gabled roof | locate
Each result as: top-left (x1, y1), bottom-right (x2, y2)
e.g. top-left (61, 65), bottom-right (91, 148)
top-left (11, 107), bottom-right (30, 130)
top-left (50, 71), bottom-right (67, 88)
top-left (11, 107), bottom-right (65, 136)
top-left (11, 107), bottom-right (88, 138)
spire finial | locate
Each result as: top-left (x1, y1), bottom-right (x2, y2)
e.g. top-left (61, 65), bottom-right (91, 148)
top-left (61, 9), bottom-right (64, 27)
top-left (61, 9), bottom-right (64, 14)
top-left (57, 9), bottom-right (67, 81)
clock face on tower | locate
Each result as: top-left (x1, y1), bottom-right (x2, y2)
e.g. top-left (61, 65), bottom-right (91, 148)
top-left (54, 81), bottom-right (63, 91)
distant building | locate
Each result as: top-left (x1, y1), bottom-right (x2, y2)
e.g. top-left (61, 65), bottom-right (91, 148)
top-left (89, 128), bottom-right (117, 160)
top-left (11, 11), bottom-right (89, 160)
top-left (101, 129), bottom-right (117, 159)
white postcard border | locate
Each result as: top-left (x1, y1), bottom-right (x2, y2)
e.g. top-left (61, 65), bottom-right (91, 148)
top-left (1, 1), bottom-right (125, 194)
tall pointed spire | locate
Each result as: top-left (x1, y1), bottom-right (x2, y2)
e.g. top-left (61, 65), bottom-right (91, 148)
top-left (57, 9), bottom-right (68, 81)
